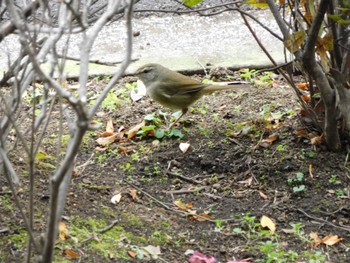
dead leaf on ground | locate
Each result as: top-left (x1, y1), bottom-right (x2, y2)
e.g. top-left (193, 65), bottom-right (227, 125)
top-left (101, 131), bottom-right (114, 137)
top-left (96, 132), bottom-right (124, 146)
top-left (258, 191), bottom-right (268, 200)
top-left (294, 128), bottom-right (309, 137)
top-left (127, 250), bottom-right (137, 258)
top-left (179, 142), bottom-right (191, 154)
top-left (127, 120), bottom-right (146, 139)
top-left (190, 212), bottom-right (214, 222)
top-left (173, 200), bottom-right (193, 211)
top-left (297, 83), bottom-right (309, 90)
top-left (309, 232), bottom-right (322, 247)
top-left (261, 134), bottom-right (279, 144)
top-left (322, 234), bottom-right (344, 246)
top-left (238, 176), bottom-right (253, 186)
top-left (310, 133), bottom-right (324, 145)
top-left (118, 145), bottom-right (136, 155)
top-left (110, 193), bottom-right (122, 205)
top-left (129, 189), bottom-right (137, 200)
top-left (259, 134), bottom-right (279, 148)
top-left (301, 94), bottom-right (311, 102)
top-left (260, 215), bottom-right (276, 233)
top-left (64, 249), bottom-right (80, 259)
top-left (58, 221), bottom-right (68, 241)
top-left (95, 146), bottom-right (108, 152)
top-left (309, 163), bottom-right (314, 178)
top-left (106, 119), bottom-right (114, 133)
top-left (310, 232), bottom-right (344, 247)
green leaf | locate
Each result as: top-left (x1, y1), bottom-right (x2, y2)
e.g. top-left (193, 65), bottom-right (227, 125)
top-left (293, 185), bottom-right (305, 193)
top-left (296, 172), bottom-right (304, 181)
top-left (154, 129), bottom-right (165, 139)
top-left (328, 14), bottom-right (350, 25)
top-left (141, 125), bottom-right (156, 132)
top-left (168, 129), bottom-right (184, 138)
top-left (232, 227), bottom-right (243, 233)
top-left (144, 114), bottom-right (155, 121)
top-left (182, 0), bottom-right (203, 7)
top-left (308, 151), bottom-right (315, 158)
top-left (144, 113), bottom-right (162, 125)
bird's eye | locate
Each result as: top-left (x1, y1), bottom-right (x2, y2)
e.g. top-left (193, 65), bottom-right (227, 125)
top-left (142, 68), bottom-right (151, 73)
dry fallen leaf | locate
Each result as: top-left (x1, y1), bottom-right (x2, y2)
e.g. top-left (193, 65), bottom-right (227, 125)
top-left (106, 119), bottom-right (114, 133)
top-left (101, 131), bottom-right (114, 137)
top-left (294, 128), bottom-right (309, 138)
top-left (96, 132), bottom-right (123, 146)
top-left (309, 163), bottom-right (314, 178)
top-left (310, 232), bottom-right (322, 246)
top-left (95, 146), bottom-right (108, 152)
top-left (259, 134), bottom-right (279, 148)
top-left (58, 221), bottom-right (68, 241)
top-left (238, 176), bottom-right (253, 186)
top-left (110, 193), bottom-right (122, 205)
top-left (127, 120), bottom-right (146, 139)
top-left (190, 213), bottom-right (214, 222)
top-left (64, 249), bottom-right (80, 259)
top-left (297, 83), bottom-right (309, 90)
top-left (310, 232), bottom-right (343, 247)
top-left (301, 94), bottom-right (311, 102)
top-left (322, 234), bottom-right (344, 246)
top-left (129, 189), bottom-right (137, 200)
top-left (173, 200), bottom-right (193, 211)
top-left (310, 134), bottom-right (324, 145)
top-left (262, 134), bottom-right (279, 143)
top-left (260, 215), bottom-right (276, 233)
top-left (179, 142), bottom-right (191, 154)
top-left (258, 191), bottom-right (268, 200)
top-left (127, 250), bottom-right (137, 258)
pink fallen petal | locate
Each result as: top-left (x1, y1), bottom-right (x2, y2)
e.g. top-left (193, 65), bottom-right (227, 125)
top-left (189, 251), bottom-right (217, 263)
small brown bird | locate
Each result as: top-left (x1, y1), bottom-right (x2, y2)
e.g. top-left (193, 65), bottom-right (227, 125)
top-left (136, 63), bottom-right (251, 127)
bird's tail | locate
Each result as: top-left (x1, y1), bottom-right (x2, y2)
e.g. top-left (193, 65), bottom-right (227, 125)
top-left (203, 81), bottom-right (253, 94)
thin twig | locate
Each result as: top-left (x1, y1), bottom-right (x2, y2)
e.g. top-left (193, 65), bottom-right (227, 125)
top-left (163, 186), bottom-right (207, 195)
top-left (296, 208), bottom-right (350, 232)
top-left (95, 219), bottom-right (120, 233)
top-left (56, 54), bottom-right (139, 66)
top-left (255, 61), bottom-right (294, 74)
top-left (125, 181), bottom-right (241, 223)
top-left (124, 181), bottom-right (172, 210)
top-left (166, 171), bottom-right (202, 184)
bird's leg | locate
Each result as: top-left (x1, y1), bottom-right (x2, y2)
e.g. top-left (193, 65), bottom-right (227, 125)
top-left (168, 109), bottom-right (187, 129)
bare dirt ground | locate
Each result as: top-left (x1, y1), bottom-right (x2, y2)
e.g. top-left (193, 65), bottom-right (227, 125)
top-left (1, 68), bottom-right (350, 262)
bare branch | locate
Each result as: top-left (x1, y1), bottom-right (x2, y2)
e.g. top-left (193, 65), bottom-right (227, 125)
top-left (79, 1), bottom-right (124, 102)
top-left (88, 0), bottom-right (135, 117)
top-left (0, 0), bottom-right (40, 42)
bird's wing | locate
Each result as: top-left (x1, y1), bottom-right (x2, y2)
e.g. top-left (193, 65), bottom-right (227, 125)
top-left (155, 68), bottom-right (206, 96)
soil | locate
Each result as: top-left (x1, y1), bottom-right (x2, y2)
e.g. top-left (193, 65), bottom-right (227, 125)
top-left (1, 68), bottom-right (350, 262)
